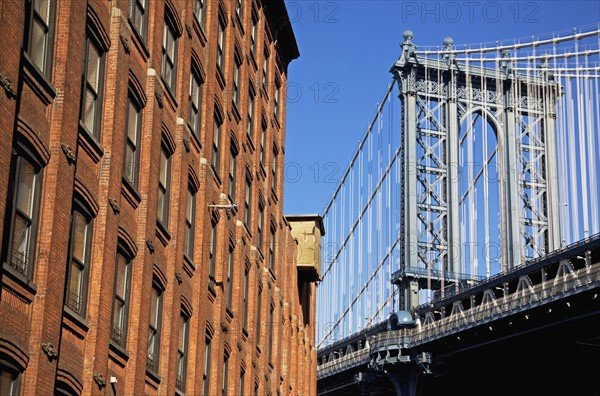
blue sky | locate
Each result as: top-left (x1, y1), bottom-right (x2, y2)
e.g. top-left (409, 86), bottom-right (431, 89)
top-left (282, 0), bottom-right (600, 215)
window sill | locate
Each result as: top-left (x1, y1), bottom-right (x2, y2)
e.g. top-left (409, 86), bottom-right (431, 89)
top-left (234, 12), bottom-right (245, 35)
top-left (270, 187), bottom-right (279, 204)
top-left (22, 52), bottom-right (56, 106)
top-left (248, 53), bottom-right (257, 71)
top-left (241, 221), bottom-right (253, 240)
top-left (225, 307), bottom-right (234, 322)
top-left (272, 115), bottom-right (281, 131)
top-left (207, 284), bottom-right (217, 302)
top-left (215, 66), bottom-right (226, 91)
top-left (1, 262), bottom-right (37, 303)
top-left (187, 124), bottom-right (202, 153)
top-left (183, 254), bottom-right (196, 278)
top-left (192, 18), bottom-right (207, 47)
top-left (255, 246), bottom-right (264, 262)
top-left (155, 220), bottom-right (171, 247)
top-left (63, 306), bottom-right (90, 339)
top-left (145, 368), bottom-right (161, 390)
top-left (226, 197), bottom-right (239, 216)
top-left (159, 76), bottom-right (179, 113)
top-left (258, 164), bottom-right (267, 180)
top-left (108, 340), bottom-right (130, 368)
top-left (210, 165), bottom-right (222, 187)
top-left (260, 85), bottom-right (269, 101)
top-left (121, 177), bottom-right (141, 209)
top-left (127, 20), bottom-right (150, 61)
top-left (231, 101), bottom-right (241, 124)
top-left (78, 122), bottom-right (104, 163)
top-left (245, 133), bottom-right (255, 153)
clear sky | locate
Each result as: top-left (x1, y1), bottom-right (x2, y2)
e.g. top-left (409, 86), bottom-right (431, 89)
top-left (282, 0), bottom-right (600, 215)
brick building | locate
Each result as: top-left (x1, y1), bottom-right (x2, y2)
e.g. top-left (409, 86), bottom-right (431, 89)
top-left (0, 0), bottom-right (321, 395)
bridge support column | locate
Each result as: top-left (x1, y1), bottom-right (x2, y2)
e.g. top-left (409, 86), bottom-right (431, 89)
top-left (385, 368), bottom-right (420, 396)
top-left (502, 84), bottom-right (522, 270)
top-left (543, 90), bottom-right (561, 251)
top-left (446, 69), bottom-right (461, 284)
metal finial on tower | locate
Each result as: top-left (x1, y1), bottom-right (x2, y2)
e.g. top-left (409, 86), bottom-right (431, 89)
top-left (443, 37), bottom-right (454, 50)
top-left (395, 30), bottom-right (417, 66)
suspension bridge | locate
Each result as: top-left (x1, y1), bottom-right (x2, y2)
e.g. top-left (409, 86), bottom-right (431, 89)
top-left (315, 24), bottom-right (600, 394)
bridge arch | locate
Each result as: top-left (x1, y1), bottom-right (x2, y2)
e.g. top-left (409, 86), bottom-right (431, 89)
top-left (457, 106), bottom-right (503, 279)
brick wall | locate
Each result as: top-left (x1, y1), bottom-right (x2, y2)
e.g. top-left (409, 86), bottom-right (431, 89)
top-left (0, 1), bottom-right (317, 395)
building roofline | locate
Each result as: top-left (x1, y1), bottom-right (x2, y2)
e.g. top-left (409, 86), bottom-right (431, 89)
top-left (264, 0), bottom-right (300, 69)
top-left (285, 214), bottom-right (325, 235)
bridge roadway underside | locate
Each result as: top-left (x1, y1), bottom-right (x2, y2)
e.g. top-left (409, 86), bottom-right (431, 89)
top-left (318, 286), bottom-right (600, 395)
top-left (422, 289), bottom-right (600, 395)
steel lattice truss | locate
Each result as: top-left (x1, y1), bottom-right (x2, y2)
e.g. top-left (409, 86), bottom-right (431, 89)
top-left (414, 95), bottom-right (448, 276)
top-left (317, 25), bottom-right (600, 349)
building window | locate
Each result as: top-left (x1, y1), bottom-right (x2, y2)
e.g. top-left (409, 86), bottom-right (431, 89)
top-left (193, 0), bottom-right (206, 31)
top-left (228, 143), bottom-right (238, 201)
top-left (216, 14), bottom-right (226, 74)
top-left (26, 0), bottom-right (55, 76)
top-left (147, 282), bottom-right (163, 372)
top-left (239, 368), bottom-right (245, 396)
top-left (268, 304), bottom-right (274, 364)
top-left (157, 143), bottom-right (171, 226)
top-left (271, 145), bottom-right (279, 193)
top-left (162, 11), bottom-right (178, 93)
top-left (269, 224), bottom-right (276, 273)
top-left (209, 220), bottom-right (217, 291)
top-left (81, 36), bottom-right (105, 139)
top-left (212, 111), bottom-right (223, 178)
top-left (123, 96), bottom-right (142, 188)
top-left (243, 172), bottom-right (252, 230)
top-left (226, 243), bottom-right (234, 312)
top-left (250, 11), bottom-right (257, 59)
top-left (66, 207), bottom-right (93, 316)
top-left (255, 286), bottom-right (262, 346)
top-left (189, 65), bottom-right (203, 137)
top-left (236, 0), bottom-right (243, 20)
top-left (111, 250), bottom-right (132, 347)
top-left (259, 120), bottom-right (267, 169)
top-left (232, 53), bottom-right (241, 109)
top-left (184, 181), bottom-right (197, 261)
top-left (274, 79), bottom-right (281, 119)
top-left (0, 365), bottom-right (21, 396)
top-left (6, 155), bottom-right (42, 279)
top-left (129, 0), bottom-right (148, 41)
top-left (203, 332), bottom-right (212, 395)
top-left (222, 351), bottom-right (230, 396)
top-left (176, 310), bottom-right (190, 391)
top-left (242, 266), bottom-right (249, 331)
top-left (257, 201), bottom-right (264, 250)
top-left (262, 47), bottom-right (269, 92)
top-left (247, 85), bottom-right (255, 142)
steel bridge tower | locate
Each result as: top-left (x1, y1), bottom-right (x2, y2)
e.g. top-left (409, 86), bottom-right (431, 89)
top-left (393, 31), bottom-right (562, 310)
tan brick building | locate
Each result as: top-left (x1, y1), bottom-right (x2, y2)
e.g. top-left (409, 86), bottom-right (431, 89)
top-left (0, 0), bottom-right (321, 395)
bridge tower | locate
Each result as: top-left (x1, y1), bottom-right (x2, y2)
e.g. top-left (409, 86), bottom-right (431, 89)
top-left (392, 31), bottom-right (561, 310)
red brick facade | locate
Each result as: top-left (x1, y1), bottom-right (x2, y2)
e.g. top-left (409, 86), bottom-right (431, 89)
top-left (0, 1), bottom-right (318, 395)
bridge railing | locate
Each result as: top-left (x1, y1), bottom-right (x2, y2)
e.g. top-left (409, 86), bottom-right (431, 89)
top-left (416, 232), bottom-right (600, 309)
top-left (413, 260), bottom-right (600, 344)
